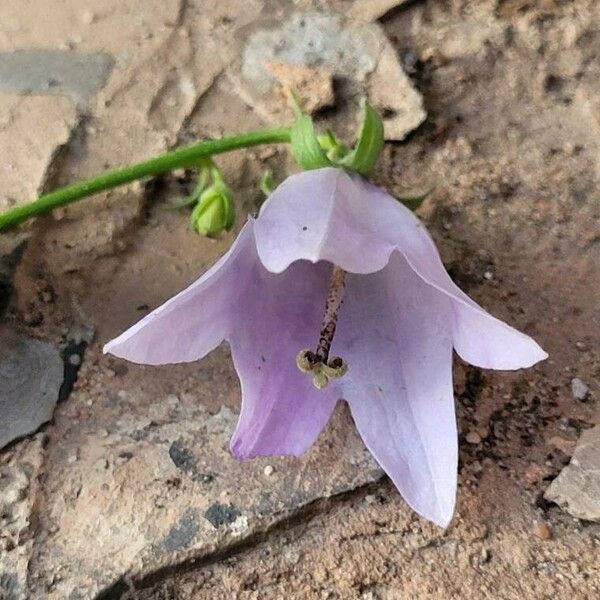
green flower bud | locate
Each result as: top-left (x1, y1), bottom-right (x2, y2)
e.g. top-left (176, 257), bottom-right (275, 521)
top-left (191, 180), bottom-right (235, 237)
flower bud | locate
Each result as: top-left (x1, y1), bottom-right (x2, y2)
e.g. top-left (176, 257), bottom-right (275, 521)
top-left (191, 180), bottom-right (235, 237)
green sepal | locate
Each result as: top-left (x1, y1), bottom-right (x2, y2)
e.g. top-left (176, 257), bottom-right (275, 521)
top-left (396, 186), bottom-right (435, 211)
top-left (339, 101), bottom-right (384, 176)
top-left (288, 92), bottom-right (333, 171)
top-left (190, 179), bottom-right (235, 237)
top-left (290, 113), bottom-right (333, 170)
top-left (260, 169), bottom-right (276, 196)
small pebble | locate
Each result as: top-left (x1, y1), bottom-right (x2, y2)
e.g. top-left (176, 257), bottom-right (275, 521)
top-left (476, 426), bottom-right (489, 440)
top-left (466, 431), bottom-right (482, 444)
top-left (67, 454), bottom-right (78, 464)
top-left (571, 378), bottom-right (590, 401)
top-left (483, 271), bottom-right (493, 281)
top-left (264, 465), bottom-right (275, 477)
top-left (575, 341), bottom-right (587, 351)
top-left (166, 394), bottom-right (180, 407)
top-left (80, 10), bottom-right (95, 24)
top-left (534, 522), bottom-right (552, 541)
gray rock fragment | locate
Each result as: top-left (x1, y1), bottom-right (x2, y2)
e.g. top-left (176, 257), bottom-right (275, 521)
top-left (544, 425), bottom-right (600, 522)
top-left (571, 377), bottom-right (590, 401)
top-left (0, 50), bottom-right (113, 107)
top-left (0, 331), bottom-right (63, 449)
top-left (237, 11), bottom-right (425, 140)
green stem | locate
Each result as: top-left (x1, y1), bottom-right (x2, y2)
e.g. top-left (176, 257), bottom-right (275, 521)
top-left (0, 126), bottom-right (291, 231)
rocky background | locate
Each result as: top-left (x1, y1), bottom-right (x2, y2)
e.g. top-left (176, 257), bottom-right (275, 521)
top-left (0, 0), bottom-right (599, 598)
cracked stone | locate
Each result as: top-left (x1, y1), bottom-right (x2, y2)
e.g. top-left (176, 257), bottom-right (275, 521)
top-left (544, 425), bottom-right (600, 522)
top-left (0, 329), bottom-right (63, 449)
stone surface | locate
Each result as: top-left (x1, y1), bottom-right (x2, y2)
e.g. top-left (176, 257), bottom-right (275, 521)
top-left (0, 330), bottom-right (63, 449)
top-left (545, 426), bottom-right (600, 522)
top-left (367, 41), bottom-right (427, 140)
top-left (236, 10), bottom-right (425, 139)
top-left (0, 50), bottom-right (113, 107)
top-left (0, 92), bottom-right (79, 211)
top-left (0, 436), bottom-right (46, 600)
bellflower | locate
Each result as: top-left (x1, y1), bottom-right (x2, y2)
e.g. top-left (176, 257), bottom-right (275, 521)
top-left (105, 167), bottom-right (546, 526)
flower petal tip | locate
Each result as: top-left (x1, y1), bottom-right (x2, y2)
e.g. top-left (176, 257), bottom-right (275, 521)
top-left (102, 341), bottom-right (116, 355)
top-left (413, 500), bottom-right (455, 529)
top-left (507, 339), bottom-right (548, 370)
top-left (433, 512), bottom-right (454, 529)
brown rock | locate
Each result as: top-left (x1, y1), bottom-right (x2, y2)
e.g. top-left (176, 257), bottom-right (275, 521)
top-left (533, 521), bottom-right (553, 541)
top-left (466, 431), bottom-right (482, 445)
top-left (266, 61), bottom-right (334, 114)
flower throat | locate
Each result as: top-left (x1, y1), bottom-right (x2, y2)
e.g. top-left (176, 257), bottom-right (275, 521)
top-left (297, 265), bottom-right (348, 389)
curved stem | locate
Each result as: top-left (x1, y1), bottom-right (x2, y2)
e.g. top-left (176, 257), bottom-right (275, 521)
top-left (0, 126), bottom-right (291, 231)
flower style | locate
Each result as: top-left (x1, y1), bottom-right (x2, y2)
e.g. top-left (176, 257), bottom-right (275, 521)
top-left (104, 167), bottom-right (546, 527)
